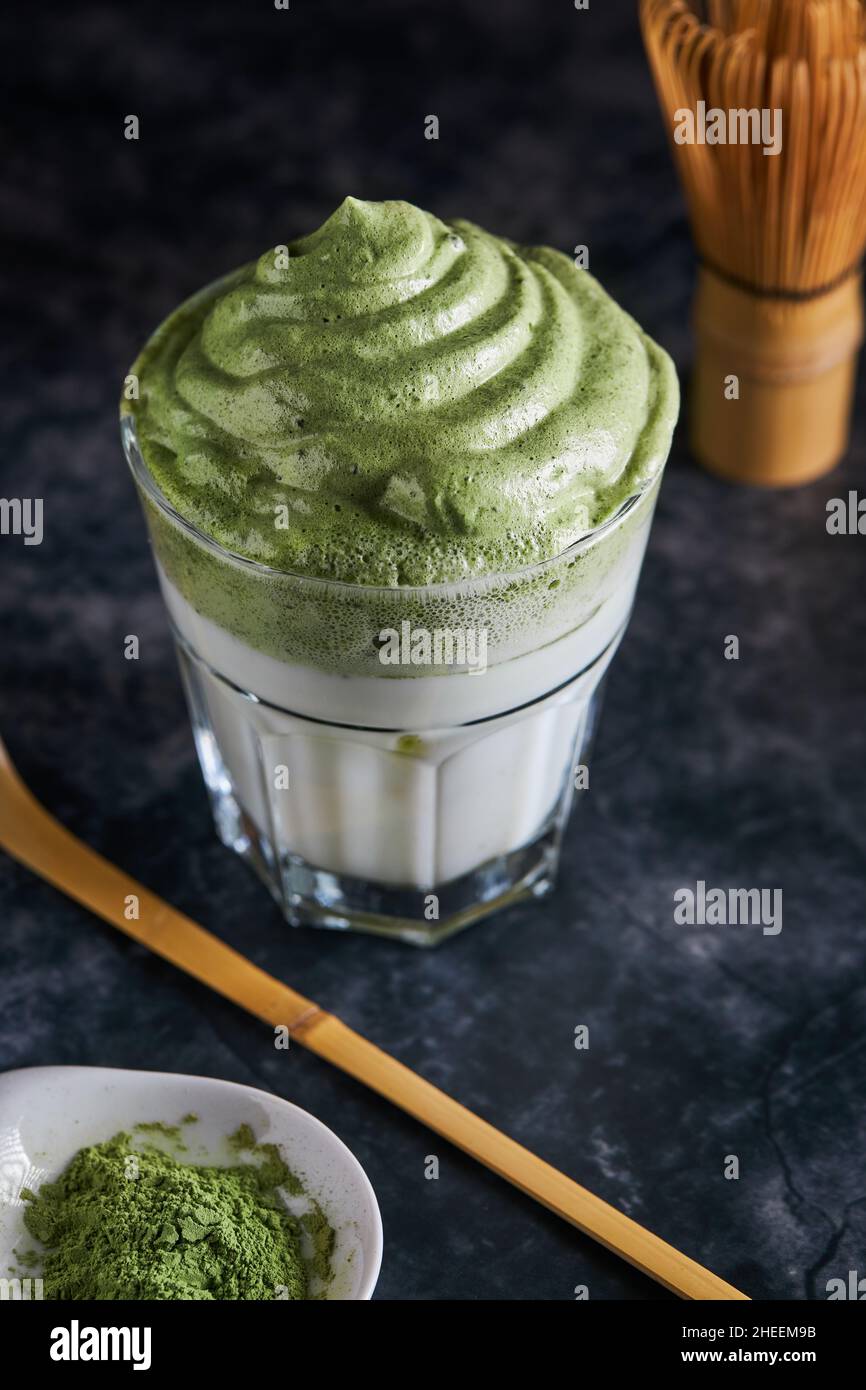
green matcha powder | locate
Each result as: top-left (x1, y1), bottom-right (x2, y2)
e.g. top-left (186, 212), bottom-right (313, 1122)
top-left (16, 1122), bottom-right (334, 1300)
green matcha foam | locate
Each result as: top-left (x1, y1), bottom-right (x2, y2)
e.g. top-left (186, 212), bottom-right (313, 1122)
top-left (125, 197), bottom-right (678, 589)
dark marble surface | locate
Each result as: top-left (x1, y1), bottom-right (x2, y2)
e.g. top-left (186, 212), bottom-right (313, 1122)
top-left (2, 0), bottom-right (865, 1301)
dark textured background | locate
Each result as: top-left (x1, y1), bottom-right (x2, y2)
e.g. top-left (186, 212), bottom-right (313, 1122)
top-left (2, 0), bottom-right (865, 1301)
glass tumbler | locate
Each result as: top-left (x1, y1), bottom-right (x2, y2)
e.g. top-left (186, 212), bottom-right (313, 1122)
top-left (123, 413), bottom-right (663, 945)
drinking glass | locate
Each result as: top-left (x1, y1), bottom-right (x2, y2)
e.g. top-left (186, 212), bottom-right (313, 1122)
top-left (123, 412), bottom-right (663, 945)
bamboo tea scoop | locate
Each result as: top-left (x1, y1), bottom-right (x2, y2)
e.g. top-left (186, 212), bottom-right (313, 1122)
top-left (0, 736), bottom-right (748, 1300)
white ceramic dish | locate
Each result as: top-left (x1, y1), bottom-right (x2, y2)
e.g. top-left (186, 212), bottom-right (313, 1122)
top-left (0, 1066), bottom-right (382, 1300)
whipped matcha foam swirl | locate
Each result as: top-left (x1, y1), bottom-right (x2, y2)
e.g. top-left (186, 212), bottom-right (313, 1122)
top-left (128, 198), bottom-right (677, 586)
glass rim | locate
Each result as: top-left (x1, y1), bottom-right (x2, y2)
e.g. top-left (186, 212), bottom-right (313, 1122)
top-left (121, 399), bottom-right (656, 601)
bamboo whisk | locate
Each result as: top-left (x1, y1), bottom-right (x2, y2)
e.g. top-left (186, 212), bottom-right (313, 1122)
top-left (640, 0), bottom-right (866, 485)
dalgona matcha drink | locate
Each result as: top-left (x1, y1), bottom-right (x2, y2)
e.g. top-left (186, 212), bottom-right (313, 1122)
top-left (122, 197), bottom-right (678, 944)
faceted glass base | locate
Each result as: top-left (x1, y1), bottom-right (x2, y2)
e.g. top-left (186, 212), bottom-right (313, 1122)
top-left (216, 788), bottom-right (561, 946)
top-left (175, 633), bottom-right (611, 946)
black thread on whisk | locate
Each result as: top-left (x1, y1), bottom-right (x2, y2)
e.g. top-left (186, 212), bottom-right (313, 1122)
top-left (699, 255), bottom-right (864, 303)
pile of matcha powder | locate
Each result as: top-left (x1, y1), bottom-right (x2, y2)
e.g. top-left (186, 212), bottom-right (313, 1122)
top-left (16, 1122), bottom-right (334, 1300)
